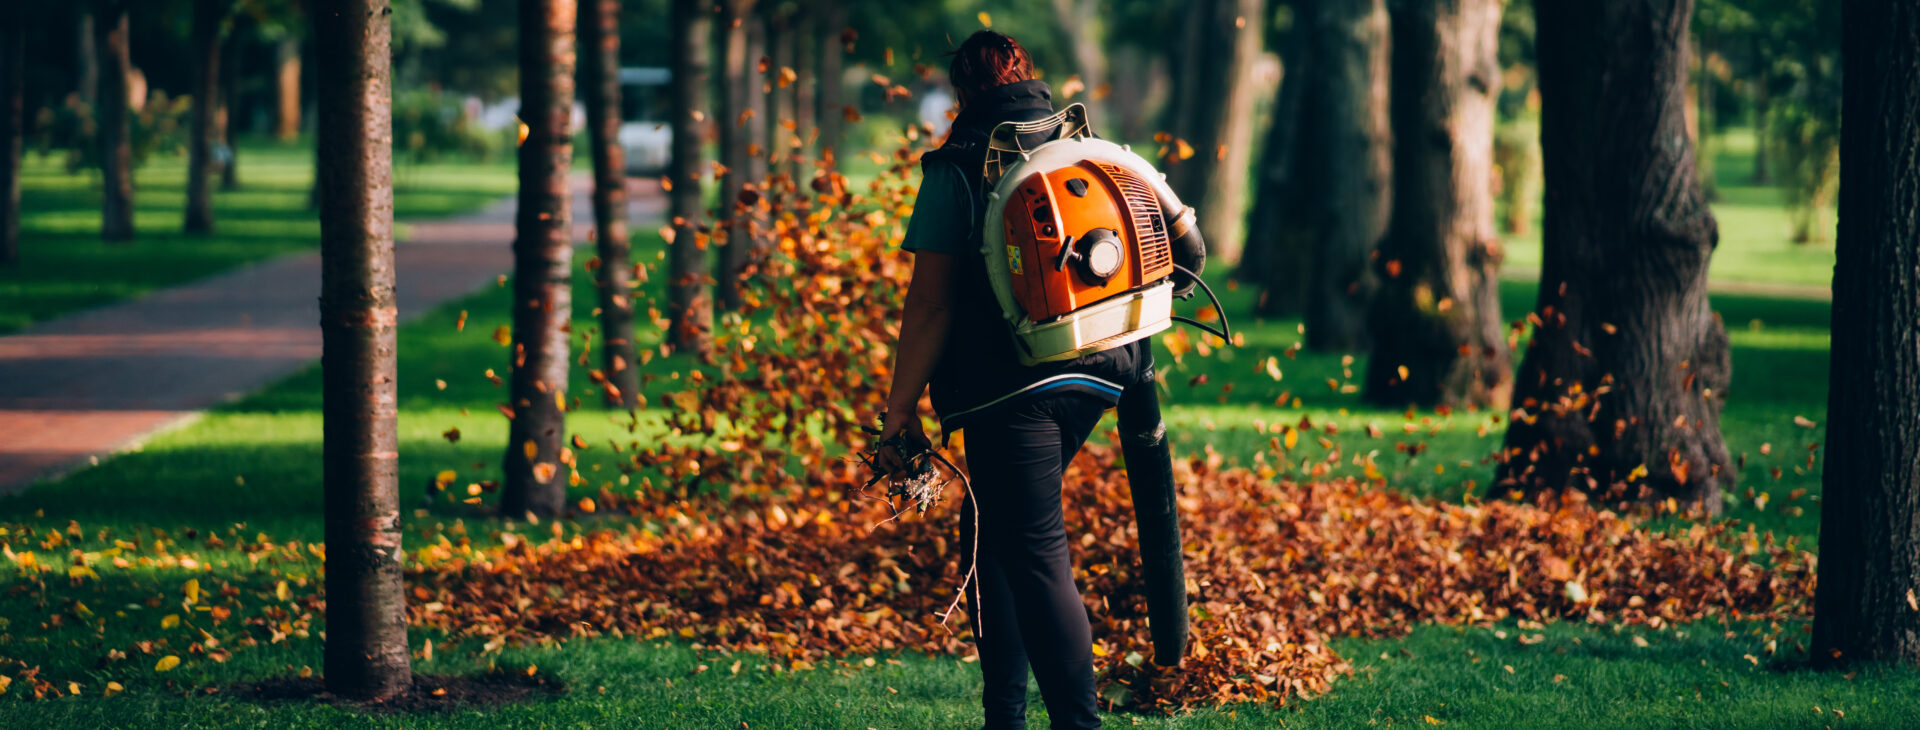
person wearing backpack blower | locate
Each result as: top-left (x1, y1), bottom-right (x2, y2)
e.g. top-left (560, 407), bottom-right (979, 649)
top-left (872, 30), bottom-right (1226, 729)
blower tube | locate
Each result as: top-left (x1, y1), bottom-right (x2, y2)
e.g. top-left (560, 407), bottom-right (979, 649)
top-left (1116, 380), bottom-right (1187, 666)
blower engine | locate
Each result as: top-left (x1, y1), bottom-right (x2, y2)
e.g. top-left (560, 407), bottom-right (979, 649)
top-left (980, 105), bottom-right (1227, 366)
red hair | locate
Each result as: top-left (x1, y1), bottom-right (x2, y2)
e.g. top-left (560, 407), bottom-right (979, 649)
top-left (947, 30), bottom-right (1034, 96)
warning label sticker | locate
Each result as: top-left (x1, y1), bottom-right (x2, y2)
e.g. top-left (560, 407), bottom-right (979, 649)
top-left (1007, 245), bottom-right (1024, 275)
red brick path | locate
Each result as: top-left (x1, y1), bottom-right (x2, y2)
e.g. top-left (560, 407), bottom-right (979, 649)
top-left (0, 178), bottom-right (663, 492)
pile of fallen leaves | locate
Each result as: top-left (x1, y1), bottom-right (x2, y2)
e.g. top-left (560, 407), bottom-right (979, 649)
top-left (405, 133), bottom-right (1817, 709)
top-left (408, 444), bottom-right (1814, 709)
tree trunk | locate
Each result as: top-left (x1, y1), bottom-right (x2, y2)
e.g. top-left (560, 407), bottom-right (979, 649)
top-left (276, 35), bottom-right (302, 141)
top-left (1, 8), bottom-right (22, 266)
top-left (94, 3), bottom-right (134, 243)
top-left (314, 0), bottom-right (411, 702)
top-left (1047, 0), bottom-right (1109, 124)
top-left (716, 0), bottom-right (760, 311)
top-left (1299, 0), bottom-right (1391, 351)
top-left (186, 0), bottom-right (226, 235)
top-left (579, 0), bottom-right (641, 410)
top-left (502, 0), bottom-right (577, 518)
top-left (78, 10), bottom-right (98, 108)
top-left (791, 6), bottom-right (814, 166)
top-left (1163, 0), bottom-right (1264, 266)
top-left (1239, 0), bottom-right (1313, 313)
top-left (221, 16), bottom-right (243, 191)
top-left (667, 0), bottom-right (712, 353)
top-left (1811, 0), bottom-right (1920, 668)
top-left (1363, 0), bottom-right (1509, 409)
top-left (1496, 0), bottom-right (1731, 512)
top-left (1751, 52), bottom-right (1771, 185)
top-left (813, 0), bottom-right (846, 169)
top-left (766, 5), bottom-right (797, 176)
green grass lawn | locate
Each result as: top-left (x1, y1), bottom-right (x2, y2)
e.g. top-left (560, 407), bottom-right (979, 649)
top-left (0, 135), bottom-right (1900, 728)
top-left (0, 139), bottom-right (517, 334)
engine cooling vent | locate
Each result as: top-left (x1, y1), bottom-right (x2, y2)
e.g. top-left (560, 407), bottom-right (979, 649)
top-left (1093, 162), bottom-right (1173, 276)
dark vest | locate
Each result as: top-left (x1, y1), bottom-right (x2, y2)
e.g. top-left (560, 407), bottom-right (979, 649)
top-left (918, 81), bottom-right (1149, 436)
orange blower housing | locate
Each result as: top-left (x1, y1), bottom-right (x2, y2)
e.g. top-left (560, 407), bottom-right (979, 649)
top-left (999, 161), bottom-right (1176, 323)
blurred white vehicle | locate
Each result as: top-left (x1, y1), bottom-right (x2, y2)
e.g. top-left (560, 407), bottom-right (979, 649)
top-left (617, 67), bottom-right (673, 175)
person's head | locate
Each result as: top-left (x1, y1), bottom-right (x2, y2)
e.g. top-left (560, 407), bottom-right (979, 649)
top-left (947, 30), bottom-right (1034, 109)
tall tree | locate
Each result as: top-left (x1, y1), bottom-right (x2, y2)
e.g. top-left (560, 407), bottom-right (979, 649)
top-left (666, 0), bottom-right (712, 352)
top-left (1, 5), bottom-right (22, 266)
top-left (95, 1), bottom-right (135, 243)
top-left (1363, 0), bottom-right (1509, 409)
top-left (1497, 0), bottom-right (1731, 511)
top-left (220, 15), bottom-right (244, 191)
top-left (1299, 0), bottom-right (1391, 350)
top-left (502, 0), bottom-right (577, 518)
top-left (186, 0), bottom-right (230, 234)
top-left (275, 33), bottom-right (302, 140)
top-left (1164, 0), bottom-right (1263, 266)
top-left (1811, 0), bottom-right (1920, 668)
top-left (765, 3), bottom-right (798, 178)
top-left (716, 0), bottom-right (763, 311)
top-left (1047, 0), bottom-right (1110, 124)
top-left (813, 0), bottom-right (846, 169)
top-left (790, 4), bottom-right (814, 165)
top-left (1238, 2), bottom-right (1314, 314)
top-left (579, 0), bottom-right (641, 410)
top-left (314, 0), bottom-right (411, 701)
top-left (78, 10), bottom-right (99, 108)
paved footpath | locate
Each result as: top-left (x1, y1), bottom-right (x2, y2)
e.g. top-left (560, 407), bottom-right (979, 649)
top-left (0, 177), bottom-right (663, 492)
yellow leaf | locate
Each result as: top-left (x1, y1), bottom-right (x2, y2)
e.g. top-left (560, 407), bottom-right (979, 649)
top-left (435, 470), bottom-right (457, 485)
top-left (492, 325), bottom-right (512, 347)
top-left (275, 581), bottom-right (291, 602)
top-left (154, 655), bottom-right (181, 672)
top-left (104, 681), bottom-right (123, 697)
top-left (161, 614), bottom-right (180, 629)
top-left (183, 579), bottom-right (200, 605)
top-left (1284, 428), bottom-right (1299, 450)
top-left (1265, 356), bottom-right (1283, 381)
top-left (523, 440), bottom-right (539, 460)
top-left (977, 11), bottom-right (992, 26)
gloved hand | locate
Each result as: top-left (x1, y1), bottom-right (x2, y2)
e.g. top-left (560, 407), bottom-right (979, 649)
top-left (1167, 207), bottom-right (1206, 299)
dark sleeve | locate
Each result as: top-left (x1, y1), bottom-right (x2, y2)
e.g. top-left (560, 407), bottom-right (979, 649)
top-left (900, 162), bottom-right (975, 255)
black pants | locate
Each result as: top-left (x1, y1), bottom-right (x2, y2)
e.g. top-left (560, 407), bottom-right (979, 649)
top-left (960, 393), bottom-right (1108, 730)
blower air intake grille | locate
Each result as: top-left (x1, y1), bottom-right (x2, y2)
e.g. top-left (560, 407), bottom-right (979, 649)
top-left (1094, 162), bottom-right (1173, 276)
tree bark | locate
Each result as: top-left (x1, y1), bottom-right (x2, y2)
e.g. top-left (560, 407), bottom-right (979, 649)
top-left (1164, 0), bottom-right (1263, 266)
top-left (1497, 0), bottom-right (1731, 512)
top-left (220, 22), bottom-right (242, 192)
top-left (1048, 0), bottom-right (1110, 125)
top-left (503, 0), bottom-right (577, 518)
top-left (579, 0), bottom-right (641, 410)
top-left (1363, 0), bottom-right (1509, 409)
top-left (78, 10), bottom-right (98, 108)
top-left (314, 0), bottom-right (411, 702)
top-left (186, 0), bottom-right (227, 235)
top-left (813, 0), bottom-right (846, 169)
top-left (667, 0), bottom-right (712, 353)
top-left (766, 4), bottom-right (797, 177)
top-left (1, 8), bottom-right (22, 266)
top-left (1811, 0), bottom-right (1920, 668)
top-left (1299, 0), bottom-right (1391, 351)
top-left (94, 3), bottom-right (134, 243)
top-left (791, 5), bottom-right (814, 166)
top-left (716, 0), bottom-right (761, 312)
top-left (1239, 0), bottom-right (1313, 313)
top-left (1751, 51), bottom-right (1771, 185)
top-left (276, 35), bottom-right (302, 141)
